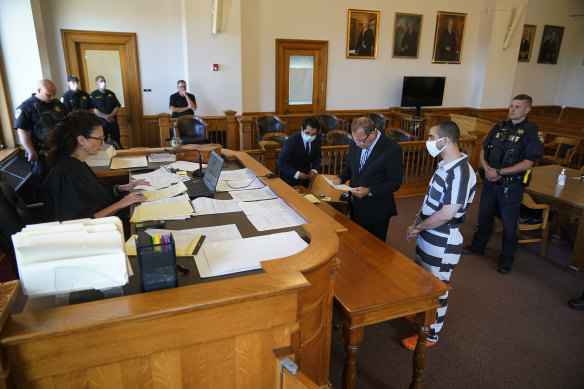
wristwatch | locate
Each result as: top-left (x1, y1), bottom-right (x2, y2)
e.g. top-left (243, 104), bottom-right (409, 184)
top-left (367, 188), bottom-right (373, 198)
top-left (496, 168), bottom-right (501, 175)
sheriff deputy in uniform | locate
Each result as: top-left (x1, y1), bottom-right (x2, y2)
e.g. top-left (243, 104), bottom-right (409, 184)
top-left (14, 79), bottom-right (68, 187)
top-left (90, 75), bottom-right (121, 143)
top-left (61, 75), bottom-right (95, 113)
top-left (462, 94), bottom-right (544, 274)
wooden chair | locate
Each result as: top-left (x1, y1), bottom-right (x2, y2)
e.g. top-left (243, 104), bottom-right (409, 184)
top-left (566, 141), bottom-right (584, 170)
top-left (494, 193), bottom-right (551, 256)
top-left (262, 132), bottom-right (288, 147)
top-left (385, 127), bottom-right (419, 142)
top-left (326, 130), bottom-right (351, 146)
top-left (539, 137), bottom-right (580, 166)
top-left (363, 113), bottom-right (387, 131)
top-left (316, 114), bottom-right (346, 135)
top-left (173, 115), bottom-right (210, 145)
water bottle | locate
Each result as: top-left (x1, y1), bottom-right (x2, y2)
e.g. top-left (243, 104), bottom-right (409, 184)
top-left (557, 168), bottom-right (566, 186)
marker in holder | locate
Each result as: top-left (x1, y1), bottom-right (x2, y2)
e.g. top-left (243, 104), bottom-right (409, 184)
top-left (136, 231), bottom-right (178, 293)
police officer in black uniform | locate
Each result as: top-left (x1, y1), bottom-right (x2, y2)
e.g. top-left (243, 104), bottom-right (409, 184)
top-left (61, 75), bottom-right (95, 112)
top-left (462, 94), bottom-right (544, 274)
top-left (90, 75), bottom-right (121, 143)
top-left (169, 80), bottom-right (197, 118)
top-left (14, 79), bottom-right (68, 188)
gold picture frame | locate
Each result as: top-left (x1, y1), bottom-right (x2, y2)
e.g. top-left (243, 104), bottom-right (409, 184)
top-left (432, 11), bottom-right (467, 64)
top-left (393, 13), bottom-right (423, 58)
top-left (346, 9), bottom-right (380, 59)
top-left (518, 24), bottom-right (537, 62)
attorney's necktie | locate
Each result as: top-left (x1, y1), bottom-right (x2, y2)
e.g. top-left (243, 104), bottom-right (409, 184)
top-left (359, 149), bottom-right (370, 172)
top-left (305, 142), bottom-right (310, 155)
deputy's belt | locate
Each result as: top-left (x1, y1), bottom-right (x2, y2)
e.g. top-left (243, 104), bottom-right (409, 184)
top-left (420, 213), bottom-right (464, 226)
top-left (495, 174), bottom-right (524, 186)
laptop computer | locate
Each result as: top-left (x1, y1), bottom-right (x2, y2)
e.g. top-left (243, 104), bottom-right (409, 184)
top-left (184, 151), bottom-right (224, 199)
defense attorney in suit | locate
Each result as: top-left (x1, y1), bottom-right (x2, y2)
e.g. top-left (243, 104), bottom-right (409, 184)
top-left (276, 116), bottom-right (321, 188)
top-left (333, 117), bottom-right (403, 241)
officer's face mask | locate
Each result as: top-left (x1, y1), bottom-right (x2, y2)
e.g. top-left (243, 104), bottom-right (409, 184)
top-left (70, 82), bottom-right (79, 91)
top-left (99, 81), bottom-right (106, 89)
top-left (302, 133), bottom-right (316, 143)
top-left (426, 137), bottom-right (446, 157)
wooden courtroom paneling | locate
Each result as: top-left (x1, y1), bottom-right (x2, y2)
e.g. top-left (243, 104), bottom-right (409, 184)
top-left (141, 114), bottom-right (165, 147)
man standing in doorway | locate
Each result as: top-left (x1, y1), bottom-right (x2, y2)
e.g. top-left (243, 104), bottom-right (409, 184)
top-left (462, 94), bottom-right (544, 274)
top-left (61, 75), bottom-right (94, 113)
top-left (90, 75), bottom-right (121, 143)
top-left (403, 120), bottom-right (476, 350)
top-left (169, 80), bottom-right (197, 118)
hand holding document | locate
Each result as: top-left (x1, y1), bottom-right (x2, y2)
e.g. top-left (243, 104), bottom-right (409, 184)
top-left (322, 175), bottom-right (352, 191)
top-left (138, 182), bottom-right (187, 202)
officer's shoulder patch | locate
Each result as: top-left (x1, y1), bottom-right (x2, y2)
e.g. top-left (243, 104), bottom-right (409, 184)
top-left (82, 96), bottom-right (86, 100)
top-left (15, 108), bottom-right (21, 119)
top-left (107, 93), bottom-right (112, 97)
top-left (537, 131), bottom-right (544, 143)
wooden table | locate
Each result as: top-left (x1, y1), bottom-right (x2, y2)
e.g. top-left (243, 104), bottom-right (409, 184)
top-left (298, 187), bottom-right (450, 389)
top-left (526, 165), bottom-right (584, 272)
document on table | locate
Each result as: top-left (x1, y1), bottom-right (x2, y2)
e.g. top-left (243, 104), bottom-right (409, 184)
top-left (194, 231), bottom-right (308, 278)
top-left (110, 156), bottom-right (148, 170)
top-left (132, 167), bottom-right (187, 190)
top-left (238, 198), bottom-right (306, 231)
top-left (148, 152), bottom-right (176, 163)
top-left (219, 168), bottom-right (254, 181)
top-left (322, 175), bottom-right (352, 191)
top-left (138, 182), bottom-right (187, 201)
top-left (192, 197), bottom-right (242, 215)
top-left (166, 161), bottom-right (207, 172)
top-left (228, 187), bottom-right (278, 202)
top-left (133, 199), bottom-right (194, 222)
top-left (216, 178), bottom-right (265, 192)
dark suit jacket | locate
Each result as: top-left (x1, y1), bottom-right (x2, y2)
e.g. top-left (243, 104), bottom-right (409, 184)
top-left (356, 28), bottom-right (375, 56)
top-left (338, 133), bottom-right (403, 226)
top-left (276, 131), bottom-right (322, 187)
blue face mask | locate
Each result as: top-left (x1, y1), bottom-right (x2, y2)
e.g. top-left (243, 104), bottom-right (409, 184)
top-left (302, 133), bottom-right (316, 143)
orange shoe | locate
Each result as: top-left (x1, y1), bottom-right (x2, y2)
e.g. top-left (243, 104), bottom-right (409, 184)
top-left (401, 334), bottom-right (436, 351)
top-left (403, 314), bottom-right (418, 325)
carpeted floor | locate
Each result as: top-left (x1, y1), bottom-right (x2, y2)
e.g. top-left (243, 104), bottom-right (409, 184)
top-left (329, 189), bottom-right (584, 389)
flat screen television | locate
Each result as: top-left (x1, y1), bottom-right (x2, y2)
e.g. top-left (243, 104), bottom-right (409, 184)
top-left (400, 76), bottom-right (446, 117)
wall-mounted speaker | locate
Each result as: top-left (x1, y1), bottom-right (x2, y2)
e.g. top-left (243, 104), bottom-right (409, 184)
top-left (502, 4), bottom-right (526, 49)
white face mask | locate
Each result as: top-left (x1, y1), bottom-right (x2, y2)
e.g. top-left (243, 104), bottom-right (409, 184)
top-left (71, 83), bottom-right (79, 91)
top-left (99, 81), bottom-right (106, 89)
top-left (302, 133), bottom-right (316, 143)
top-left (426, 137), bottom-right (446, 157)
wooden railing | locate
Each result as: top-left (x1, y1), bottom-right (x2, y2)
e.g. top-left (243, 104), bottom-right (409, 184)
top-left (246, 137), bottom-right (476, 197)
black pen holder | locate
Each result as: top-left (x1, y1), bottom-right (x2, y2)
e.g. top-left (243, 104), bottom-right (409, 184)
top-left (136, 232), bottom-right (178, 293)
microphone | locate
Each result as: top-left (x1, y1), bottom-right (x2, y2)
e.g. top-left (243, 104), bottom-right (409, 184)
top-left (192, 149), bottom-right (204, 178)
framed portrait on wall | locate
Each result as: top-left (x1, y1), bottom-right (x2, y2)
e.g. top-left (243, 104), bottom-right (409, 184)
top-left (432, 11), bottom-right (467, 64)
top-left (537, 25), bottom-right (565, 64)
top-left (392, 13), bottom-right (423, 58)
top-left (518, 24), bottom-right (537, 62)
top-left (346, 9), bottom-right (380, 59)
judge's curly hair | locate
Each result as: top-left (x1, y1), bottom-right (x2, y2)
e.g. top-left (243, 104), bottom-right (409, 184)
top-left (46, 110), bottom-right (102, 165)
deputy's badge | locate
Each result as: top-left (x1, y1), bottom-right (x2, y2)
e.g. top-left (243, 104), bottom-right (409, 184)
top-left (495, 133), bottom-right (501, 139)
top-left (15, 108), bottom-right (21, 119)
top-left (54, 106), bottom-right (61, 112)
top-left (82, 96), bottom-right (86, 100)
top-left (108, 94), bottom-right (112, 97)
top-left (537, 131), bottom-right (544, 143)
top-left (517, 129), bottom-right (524, 135)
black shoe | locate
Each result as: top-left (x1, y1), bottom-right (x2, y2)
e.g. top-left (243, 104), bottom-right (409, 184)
top-left (568, 294), bottom-right (584, 310)
top-left (497, 266), bottom-right (511, 274)
top-left (462, 245), bottom-right (485, 255)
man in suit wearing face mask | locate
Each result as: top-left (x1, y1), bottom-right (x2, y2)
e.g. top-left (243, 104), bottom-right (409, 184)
top-left (276, 116), bottom-right (321, 188)
top-left (403, 120), bottom-right (476, 350)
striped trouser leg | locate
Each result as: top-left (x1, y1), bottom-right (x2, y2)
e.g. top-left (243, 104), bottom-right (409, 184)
top-left (414, 227), bottom-right (463, 342)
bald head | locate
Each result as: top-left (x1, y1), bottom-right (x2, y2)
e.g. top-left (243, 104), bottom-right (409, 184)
top-left (36, 79), bottom-right (57, 103)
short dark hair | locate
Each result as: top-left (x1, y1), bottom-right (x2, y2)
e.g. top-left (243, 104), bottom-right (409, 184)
top-left (302, 116), bottom-right (320, 131)
top-left (433, 120), bottom-right (460, 144)
top-left (95, 75), bottom-right (104, 83)
top-left (512, 94), bottom-right (532, 107)
top-left (46, 110), bottom-right (102, 165)
top-left (177, 80), bottom-right (186, 86)
top-left (351, 117), bottom-right (375, 135)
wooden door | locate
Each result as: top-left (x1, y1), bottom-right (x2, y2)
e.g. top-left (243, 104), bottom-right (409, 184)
top-left (61, 30), bottom-right (144, 148)
top-left (276, 40), bottom-right (327, 115)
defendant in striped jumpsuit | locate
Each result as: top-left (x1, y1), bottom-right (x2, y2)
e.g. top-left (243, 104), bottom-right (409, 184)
top-left (402, 120), bottom-right (477, 350)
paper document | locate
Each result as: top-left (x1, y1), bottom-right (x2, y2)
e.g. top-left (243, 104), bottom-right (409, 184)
top-left (148, 152), bottom-right (176, 163)
top-left (166, 161), bottom-right (207, 172)
top-left (237, 198), bottom-right (292, 216)
top-left (228, 187), bottom-right (278, 202)
top-left (85, 144), bottom-right (115, 166)
top-left (110, 156), bottom-right (148, 170)
top-left (192, 197), bottom-right (242, 215)
top-left (302, 194), bottom-right (321, 203)
top-left (238, 198), bottom-right (305, 231)
top-left (134, 199), bottom-right (194, 222)
top-left (138, 182), bottom-right (187, 202)
top-left (194, 231), bottom-right (308, 278)
top-left (322, 175), bottom-right (352, 191)
top-left (216, 177), bottom-right (265, 192)
top-left (131, 167), bottom-right (188, 190)
top-left (219, 168), bottom-right (254, 181)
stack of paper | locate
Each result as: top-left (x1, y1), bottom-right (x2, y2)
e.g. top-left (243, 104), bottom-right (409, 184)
top-left (138, 182), bottom-right (187, 202)
top-left (238, 198), bottom-right (306, 231)
top-left (110, 155), bottom-right (148, 170)
top-left (148, 152), bottom-right (176, 163)
top-left (85, 144), bottom-right (115, 167)
top-left (12, 217), bottom-right (129, 298)
top-left (194, 231), bottom-right (308, 278)
top-left (131, 199), bottom-right (194, 222)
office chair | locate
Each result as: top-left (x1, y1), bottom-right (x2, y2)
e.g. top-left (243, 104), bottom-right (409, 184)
top-left (326, 130), bottom-right (351, 146)
top-left (316, 114), bottom-right (345, 136)
top-left (363, 113), bottom-right (387, 131)
top-left (385, 128), bottom-right (419, 142)
top-left (256, 115), bottom-right (287, 140)
top-left (262, 132), bottom-right (288, 147)
top-left (173, 115), bottom-right (210, 145)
